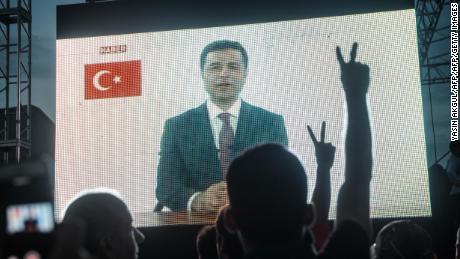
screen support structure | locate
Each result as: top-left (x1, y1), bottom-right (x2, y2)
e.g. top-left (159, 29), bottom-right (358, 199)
top-left (0, 0), bottom-right (32, 165)
top-left (416, 0), bottom-right (450, 164)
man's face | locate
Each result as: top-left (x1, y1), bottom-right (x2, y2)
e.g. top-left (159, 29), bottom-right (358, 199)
top-left (202, 48), bottom-right (247, 106)
top-left (108, 209), bottom-right (145, 259)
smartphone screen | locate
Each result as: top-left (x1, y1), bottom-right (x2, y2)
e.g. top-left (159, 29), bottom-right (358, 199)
top-left (6, 203), bottom-right (54, 235)
top-left (0, 163), bottom-right (55, 259)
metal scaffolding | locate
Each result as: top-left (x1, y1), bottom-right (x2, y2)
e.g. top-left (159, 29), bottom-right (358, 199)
top-left (416, 0), bottom-right (450, 162)
top-left (417, 0), bottom-right (450, 86)
top-left (0, 0), bottom-right (31, 165)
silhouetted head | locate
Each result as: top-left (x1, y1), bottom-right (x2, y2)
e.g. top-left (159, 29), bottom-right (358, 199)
top-left (196, 225), bottom-right (218, 259)
top-left (63, 190), bottom-right (145, 259)
top-left (225, 144), bottom-right (314, 250)
top-left (371, 220), bottom-right (435, 259)
top-left (215, 206), bottom-right (243, 259)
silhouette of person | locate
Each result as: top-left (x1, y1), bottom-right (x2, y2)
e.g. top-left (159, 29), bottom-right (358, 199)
top-left (370, 220), bottom-right (436, 259)
top-left (61, 190), bottom-right (145, 259)
top-left (23, 208), bottom-right (39, 233)
top-left (222, 43), bottom-right (373, 259)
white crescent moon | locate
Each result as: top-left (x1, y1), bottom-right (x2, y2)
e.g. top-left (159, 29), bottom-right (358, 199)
top-left (93, 70), bottom-right (112, 91)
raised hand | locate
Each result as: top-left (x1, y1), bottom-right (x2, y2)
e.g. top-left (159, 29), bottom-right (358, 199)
top-left (336, 43), bottom-right (370, 96)
top-left (307, 121), bottom-right (336, 170)
top-left (335, 43), bottom-right (373, 237)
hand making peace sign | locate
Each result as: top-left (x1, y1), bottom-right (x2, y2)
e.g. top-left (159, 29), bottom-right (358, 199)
top-left (336, 42), bottom-right (370, 96)
top-left (307, 121), bottom-right (336, 170)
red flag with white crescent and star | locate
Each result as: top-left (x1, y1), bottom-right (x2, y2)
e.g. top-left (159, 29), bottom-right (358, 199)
top-left (84, 60), bottom-right (141, 100)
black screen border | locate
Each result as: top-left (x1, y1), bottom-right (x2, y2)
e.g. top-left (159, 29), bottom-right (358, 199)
top-left (57, 0), bottom-right (414, 39)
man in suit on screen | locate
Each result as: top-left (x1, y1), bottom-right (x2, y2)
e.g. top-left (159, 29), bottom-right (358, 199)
top-left (156, 40), bottom-right (288, 212)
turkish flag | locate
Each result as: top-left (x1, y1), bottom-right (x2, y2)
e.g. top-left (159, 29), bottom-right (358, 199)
top-left (84, 60), bottom-right (141, 100)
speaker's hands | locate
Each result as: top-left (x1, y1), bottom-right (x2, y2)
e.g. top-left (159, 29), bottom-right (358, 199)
top-left (191, 181), bottom-right (228, 212)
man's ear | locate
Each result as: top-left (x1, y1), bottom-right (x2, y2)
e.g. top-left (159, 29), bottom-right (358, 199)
top-left (223, 205), bottom-right (238, 234)
top-left (303, 203), bottom-right (316, 227)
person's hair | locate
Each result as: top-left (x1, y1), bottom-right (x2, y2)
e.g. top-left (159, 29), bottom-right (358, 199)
top-left (215, 207), bottom-right (243, 259)
top-left (226, 143), bottom-right (308, 243)
top-left (196, 225), bottom-right (218, 259)
top-left (62, 190), bottom-right (130, 255)
top-left (375, 220), bottom-right (435, 259)
top-left (200, 40), bottom-right (248, 70)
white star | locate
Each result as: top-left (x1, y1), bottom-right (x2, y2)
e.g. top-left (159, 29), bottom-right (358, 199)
top-left (113, 75), bottom-right (121, 84)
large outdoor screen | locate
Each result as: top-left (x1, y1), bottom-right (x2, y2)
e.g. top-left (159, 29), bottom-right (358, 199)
top-left (56, 4), bottom-right (430, 226)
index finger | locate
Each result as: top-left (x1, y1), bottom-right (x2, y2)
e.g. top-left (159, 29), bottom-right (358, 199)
top-left (320, 121), bottom-right (326, 143)
top-left (350, 42), bottom-right (358, 63)
top-left (307, 125), bottom-right (318, 145)
top-left (336, 46), bottom-right (345, 68)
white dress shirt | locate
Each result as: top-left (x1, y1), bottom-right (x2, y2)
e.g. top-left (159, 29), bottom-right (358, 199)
top-left (187, 98), bottom-right (242, 210)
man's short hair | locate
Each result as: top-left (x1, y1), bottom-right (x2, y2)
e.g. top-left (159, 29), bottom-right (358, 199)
top-left (63, 191), bottom-right (130, 255)
top-left (226, 143), bottom-right (308, 243)
top-left (200, 40), bottom-right (248, 70)
top-left (215, 207), bottom-right (243, 258)
top-left (196, 225), bottom-right (218, 259)
top-left (375, 220), bottom-right (435, 259)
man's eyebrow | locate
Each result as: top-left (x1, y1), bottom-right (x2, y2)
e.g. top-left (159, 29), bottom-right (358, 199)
top-left (208, 62), bottom-right (222, 66)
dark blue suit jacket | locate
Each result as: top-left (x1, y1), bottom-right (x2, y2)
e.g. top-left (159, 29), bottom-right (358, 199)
top-left (156, 101), bottom-right (288, 211)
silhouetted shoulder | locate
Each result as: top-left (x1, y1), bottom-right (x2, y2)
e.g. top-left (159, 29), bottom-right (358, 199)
top-left (318, 220), bottom-right (369, 259)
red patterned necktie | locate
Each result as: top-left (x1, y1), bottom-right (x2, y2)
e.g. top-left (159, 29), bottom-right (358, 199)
top-left (218, 112), bottom-right (234, 176)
